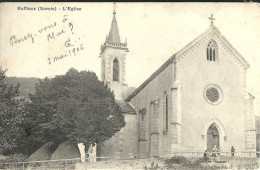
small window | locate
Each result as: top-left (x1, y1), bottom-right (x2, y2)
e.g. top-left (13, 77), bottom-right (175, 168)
top-left (113, 58), bottom-right (119, 81)
top-left (207, 40), bottom-right (218, 62)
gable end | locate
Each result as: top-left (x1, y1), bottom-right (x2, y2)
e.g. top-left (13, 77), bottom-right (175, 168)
top-left (174, 26), bottom-right (249, 70)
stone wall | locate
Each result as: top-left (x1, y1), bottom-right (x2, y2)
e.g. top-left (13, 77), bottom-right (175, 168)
top-left (244, 94), bottom-right (256, 151)
top-left (101, 47), bottom-right (127, 100)
top-left (99, 114), bottom-right (137, 159)
top-left (130, 64), bottom-right (174, 158)
top-left (176, 31), bottom-right (248, 151)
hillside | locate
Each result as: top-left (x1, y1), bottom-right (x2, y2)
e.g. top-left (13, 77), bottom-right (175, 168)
top-left (4, 77), bottom-right (40, 97)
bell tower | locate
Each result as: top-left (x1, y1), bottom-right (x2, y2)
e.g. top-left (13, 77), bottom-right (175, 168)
top-left (100, 4), bottom-right (128, 100)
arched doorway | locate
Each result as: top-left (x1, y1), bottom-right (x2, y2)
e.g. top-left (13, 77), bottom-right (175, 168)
top-left (207, 123), bottom-right (219, 151)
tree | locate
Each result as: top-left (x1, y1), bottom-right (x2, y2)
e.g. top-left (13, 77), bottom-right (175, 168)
top-left (0, 67), bottom-right (26, 155)
top-left (26, 68), bottom-right (125, 151)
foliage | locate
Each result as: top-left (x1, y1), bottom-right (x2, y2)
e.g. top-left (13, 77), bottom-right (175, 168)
top-left (143, 161), bottom-right (160, 170)
top-left (0, 153), bottom-right (28, 169)
top-left (164, 156), bottom-right (187, 165)
top-left (28, 142), bottom-right (58, 161)
top-left (4, 77), bottom-right (39, 97)
top-left (50, 141), bottom-right (80, 160)
top-left (25, 68), bottom-right (125, 152)
top-left (164, 156), bottom-right (207, 169)
top-left (0, 67), bottom-right (27, 155)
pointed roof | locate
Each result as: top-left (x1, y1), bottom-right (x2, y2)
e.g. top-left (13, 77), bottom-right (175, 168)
top-left (107, 11), bottom-right (121, 43)
top-left (100, 9), bottom-right (128, 55)
top-left (174, 25), bottom-right (250, 69)
top-left (125, 25), bottom-right (250, 102)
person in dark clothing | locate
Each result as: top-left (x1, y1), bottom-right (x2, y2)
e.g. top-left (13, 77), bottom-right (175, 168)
top-left (231, 146), bottom-right (235, 156)
top-left (203, 150), bottom-right (209, 162)
top-left (204, 150), bottom-right (207, 158)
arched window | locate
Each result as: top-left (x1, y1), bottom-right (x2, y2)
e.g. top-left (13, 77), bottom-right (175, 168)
top-left (163, 91), bottom-right (168, 132)
top-left (207, 40), bottom-right (218, 62)
top-left (113, 58), bottom-right (119, 81)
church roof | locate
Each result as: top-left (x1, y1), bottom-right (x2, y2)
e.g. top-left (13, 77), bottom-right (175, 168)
top-left (125, 25), bottom-right (250, 102)
top-left (125, 55), bottom-right (175, 102)
top-left (248, 92), bottom-right (255, 99)
top-left (174, 25), bottom-right (250, 68)
top-left (107, 11), bottom-right (121, 43)
top-left (117, 100), bottom-right (136, 114)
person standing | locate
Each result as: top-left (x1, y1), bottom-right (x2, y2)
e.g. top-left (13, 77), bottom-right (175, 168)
top-left (231, 146), bottom-right (235, 156)
top-left (212, 145), bottom-right (218, 157)
top-left (203, 150), bottom-right (209, 162)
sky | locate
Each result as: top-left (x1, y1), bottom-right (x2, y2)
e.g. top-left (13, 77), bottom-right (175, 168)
top-left (0, 2), bottom-right (259, 115)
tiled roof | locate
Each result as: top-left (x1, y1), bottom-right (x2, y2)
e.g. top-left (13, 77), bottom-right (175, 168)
top-left (117, 100), bottom-right (136, 114)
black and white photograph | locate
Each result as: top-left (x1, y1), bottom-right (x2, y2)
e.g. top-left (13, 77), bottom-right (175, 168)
top-left (0, 2), bottom-right (259, 169)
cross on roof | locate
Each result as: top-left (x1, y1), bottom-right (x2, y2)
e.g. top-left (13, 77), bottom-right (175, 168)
top-left (209, 14), bottom-right (215, 26)
top-left (113, 2), bottom-right (116, 14)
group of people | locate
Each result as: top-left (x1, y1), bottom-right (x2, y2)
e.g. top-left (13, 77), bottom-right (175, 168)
top-left (203, 145), bottom-right (235, 161)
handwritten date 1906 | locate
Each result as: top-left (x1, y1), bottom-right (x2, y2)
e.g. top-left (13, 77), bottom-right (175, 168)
top-left (48, 43), bottom-right (84, 65)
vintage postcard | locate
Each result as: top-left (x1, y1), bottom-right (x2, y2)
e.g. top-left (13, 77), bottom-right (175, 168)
top-left (0, 2), bottom-right (259, 169)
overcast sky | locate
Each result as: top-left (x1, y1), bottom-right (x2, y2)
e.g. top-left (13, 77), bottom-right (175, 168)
top-left (0, 2), bottom-right (259, 115)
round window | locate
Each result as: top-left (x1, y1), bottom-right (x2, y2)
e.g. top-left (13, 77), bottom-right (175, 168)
top-left (204, 85), bottom-right (222, 104)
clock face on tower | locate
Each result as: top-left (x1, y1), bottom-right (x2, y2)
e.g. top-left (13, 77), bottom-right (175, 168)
top-left (204, 84), bottom-right (222, 105)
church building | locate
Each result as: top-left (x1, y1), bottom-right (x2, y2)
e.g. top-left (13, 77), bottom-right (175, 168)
top-left (97, 9), bottom-right (257, 159)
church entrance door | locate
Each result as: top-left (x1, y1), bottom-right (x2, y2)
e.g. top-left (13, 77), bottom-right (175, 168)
top-left (207, 123), bottom-right (219, 151)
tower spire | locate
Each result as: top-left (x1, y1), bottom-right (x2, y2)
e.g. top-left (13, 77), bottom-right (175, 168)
top-left (100, 2), bottom-right (128, 56)
top-left (106, 2), bottom-right (121, 43)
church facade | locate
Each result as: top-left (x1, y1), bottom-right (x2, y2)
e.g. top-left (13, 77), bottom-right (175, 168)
top-left (97, 9), bottom-right (257, 159)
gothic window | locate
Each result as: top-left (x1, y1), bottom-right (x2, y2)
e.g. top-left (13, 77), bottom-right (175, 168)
top-left (163, 92), bottom-right (168, 132)
top-left (113, 58), bottom-right (119, 81)
top-left (207, 40), bottom-right (218, 62)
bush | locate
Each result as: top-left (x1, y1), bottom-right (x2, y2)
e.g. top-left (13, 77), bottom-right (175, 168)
top-left (0, 153), bottom-right (28, 169)
top-left (164, 156), bottom-right (186, 168)
top-left (164, 156), bottom-right (205, 169)
top-left (195, 157), bottom-right (209, 163)
top-left (144, 161), bottom-right (160, 170)
top-left (50, 141), bottom-right (80, 161)
top-left (29, 142), bottom-right (58, 162)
